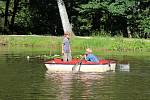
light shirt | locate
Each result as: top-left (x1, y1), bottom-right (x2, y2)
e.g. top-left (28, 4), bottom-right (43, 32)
top-left (63, 37), bottom-right (70, 53)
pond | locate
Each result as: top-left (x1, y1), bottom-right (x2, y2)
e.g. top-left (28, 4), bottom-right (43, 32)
top-left (0, 47), bottom-right (150, 100)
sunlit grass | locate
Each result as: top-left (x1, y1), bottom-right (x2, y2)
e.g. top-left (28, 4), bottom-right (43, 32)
top-left (0, 35), bottom-right (149, 56)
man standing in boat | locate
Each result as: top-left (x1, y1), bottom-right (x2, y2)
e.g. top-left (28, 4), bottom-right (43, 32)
top-left (62, 32), bottom-right (72, 62)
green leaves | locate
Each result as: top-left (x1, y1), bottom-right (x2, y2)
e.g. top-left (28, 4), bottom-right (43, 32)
top-left (109, 3), bottom-right (126, 15)
top-left (0, 0), bottom-right (149, 37)
top-left (80, 0), bottom-right (109, 13)
top-left (80, 0), bottom-right (136, 15)
top-left (140, 17), bottom-right (150, 33)
top-left (0, 1), bottom-right (5, 13)
top-left (137, 7), bottom-right (150, 34)
top-left (15, 2), bottom-right (31, 34)
top-left (16, 7), bottom-right (31, 27)
top-left (108, 0), bottom-right (136, 15)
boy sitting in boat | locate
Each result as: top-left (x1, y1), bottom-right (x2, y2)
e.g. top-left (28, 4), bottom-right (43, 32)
top-left (82, 48), bottom-right (99, 63)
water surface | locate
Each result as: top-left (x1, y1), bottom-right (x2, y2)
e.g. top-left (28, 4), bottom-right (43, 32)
top-left (0, 47), bottom-right (150, 100)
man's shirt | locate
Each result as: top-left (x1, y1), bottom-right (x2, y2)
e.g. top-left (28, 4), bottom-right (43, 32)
top-left (86, 54), bottom-right (99, 63)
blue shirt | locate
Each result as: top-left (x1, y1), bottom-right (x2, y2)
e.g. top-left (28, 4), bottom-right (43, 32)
top-left (86, 54), bottom-right (99, 63)
top-left (63, 37), bottom-right (70, 53)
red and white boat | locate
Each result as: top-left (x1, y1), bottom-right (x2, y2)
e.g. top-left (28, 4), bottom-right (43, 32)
top-left (45, 58), bottom-right (116, 72)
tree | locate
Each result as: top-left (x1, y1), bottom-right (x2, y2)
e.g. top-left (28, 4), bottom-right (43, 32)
top-left (136, 1), bottom-right (150, 38)
top-left (0, 1), bottom-right (5, 34)
top-left (78, 0), bottom-right (137, 37)
top-left (57, 0), bottom-right (74, 36)
top-left (79, 0), bottom-right (109, 35)
top-left (14, 0), bottom-right (31, 34)
top-left (0, 0), bottom-right (149, 37)
top-left (10, 0), bottom-right (20, 34)
top-left (4, 0), bottom-right (10, 34)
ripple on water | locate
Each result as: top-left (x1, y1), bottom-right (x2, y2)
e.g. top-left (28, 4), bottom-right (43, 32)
top-left (0, 50), bottom-right (150, 100)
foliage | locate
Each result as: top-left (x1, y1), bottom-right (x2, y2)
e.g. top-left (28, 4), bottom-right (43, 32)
top-left (15, 3), bottom-right (31, 34)
top-left (108, 0), bottom-right (136, 15)
top-left (138, 8), bottom-right (150, 33)
top-left (0, 1), bottom-right (5, 33)
top-left (0, 0), bottom-right (149, 38)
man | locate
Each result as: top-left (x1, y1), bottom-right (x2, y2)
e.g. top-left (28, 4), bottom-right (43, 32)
top-left (62, 32), bottom-right (72, 62)
top-left (84, 48), bottom-right (99, 63)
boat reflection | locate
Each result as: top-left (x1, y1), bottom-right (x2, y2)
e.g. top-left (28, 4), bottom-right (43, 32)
top-left (118, 63), bottom-right (130, 72)
top-left (45, 71), bottom-right (104, 100)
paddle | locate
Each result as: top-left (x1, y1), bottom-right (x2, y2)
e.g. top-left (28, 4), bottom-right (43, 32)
top-left (72, 55), bottom-right (84, 72)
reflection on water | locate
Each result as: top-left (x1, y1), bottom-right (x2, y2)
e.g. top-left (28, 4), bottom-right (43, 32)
top-left (45, 71), bottom-right (106, 100)
top-left (0, 47), bottom-right (150, 100)
top-left (118, 64), bottom-right (130, 72)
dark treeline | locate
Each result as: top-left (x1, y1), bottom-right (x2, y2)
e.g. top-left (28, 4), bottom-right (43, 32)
top-left (0, 0), bottom-right (150, 38)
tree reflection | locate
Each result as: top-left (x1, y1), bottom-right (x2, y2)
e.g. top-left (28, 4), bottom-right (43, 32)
top-left (45, 71), bottom-right (104, 100)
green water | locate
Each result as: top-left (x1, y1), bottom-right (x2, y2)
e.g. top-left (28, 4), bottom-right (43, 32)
top-left (0, 47), bottom-right (150, 100)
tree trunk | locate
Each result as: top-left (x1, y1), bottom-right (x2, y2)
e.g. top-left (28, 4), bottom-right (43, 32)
top-left (4, 0), bottom-right (10, 34)
top-left (125, 16), bottom-right (130, 38)
top-left (10, 0), bottom-right (19, 34)
top-left (57, 0), bottom-right (74, 36)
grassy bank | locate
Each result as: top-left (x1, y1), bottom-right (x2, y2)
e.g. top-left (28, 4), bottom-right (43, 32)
top-left (0, 35), bottom-right (150, 55)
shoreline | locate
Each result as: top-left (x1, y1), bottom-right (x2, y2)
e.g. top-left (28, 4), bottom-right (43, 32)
top-left (0, 35), bottom-right (149, 54)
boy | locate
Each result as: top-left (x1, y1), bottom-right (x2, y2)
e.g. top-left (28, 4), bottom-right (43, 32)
top-left (62, 32), bottom-right (72, 62)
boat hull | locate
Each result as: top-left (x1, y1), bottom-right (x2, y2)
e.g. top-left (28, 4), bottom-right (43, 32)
top-left (45, 63), bottom-right (116, 72)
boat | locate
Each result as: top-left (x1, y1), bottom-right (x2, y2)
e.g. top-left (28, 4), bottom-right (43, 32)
top-left (45, 58), bottom-right (116, 72)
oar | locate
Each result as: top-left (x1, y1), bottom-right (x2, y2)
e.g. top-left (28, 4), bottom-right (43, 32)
top-left (78, 61), bottom-right (82, 72)
top-left (72, 56), bottom-right (84, 72)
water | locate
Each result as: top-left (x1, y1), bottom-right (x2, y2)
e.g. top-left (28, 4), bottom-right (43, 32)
top-left (0, 47), bottom-right (150, 100)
